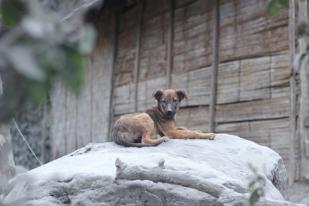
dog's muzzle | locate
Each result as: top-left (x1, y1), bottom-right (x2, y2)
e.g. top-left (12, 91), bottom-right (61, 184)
top-left (165, 110), bottom-right (175, 118)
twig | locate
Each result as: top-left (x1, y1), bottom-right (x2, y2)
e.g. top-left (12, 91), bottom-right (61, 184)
top-left (13, 118), bottom-right (43, 166)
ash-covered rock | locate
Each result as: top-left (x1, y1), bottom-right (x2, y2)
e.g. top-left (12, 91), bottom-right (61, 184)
top-left (6, 134), bottom-right (305, 206)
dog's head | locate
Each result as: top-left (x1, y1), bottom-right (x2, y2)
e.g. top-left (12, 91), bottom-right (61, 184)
top-left (153, 89), bottom-right (187, 119)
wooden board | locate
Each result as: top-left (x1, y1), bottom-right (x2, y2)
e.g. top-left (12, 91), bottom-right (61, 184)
top-left (50, 80), bottom-right (67, 159)
top-left (270, 52), bottom-right (290, 99)
top-left (240, 56), bottom-right (271, 101)
top-left (217, 61), bottom-right (240, 104)
top-left (137, 77), bottom-right (167, 112)
top-left (176, 106), bottom-right (210, 131)
top-left (65, 91), bottom-right (77, 153)
top-left (49, 0), bottom-right (292, 163)
top-left (139, 8), bottom-right (169, 81)
top-left (144, 0), bottom-right (169, 20)
top-left (219, 0), bottom-right (288, 62)
top-left (173, 0), bottom-right (213, 73)
top-left (172, 66), bottom-right (212, 106)
top-left (76, 63), bottom-right (93, 148)
top-left (91, 48), bottom-right (114, 143)
top-left (216, 118), bottom-right (290, 164)
top-left (114, 83), bottom-right (136, 115)
top-left (216, 97), bottom-right (289, 123)
top-left (115, 6), bottom-right (139, 86)
top-left (115, 51), bottom-right (290, 114)
top-left (217, 53), bottom-right (290, 104)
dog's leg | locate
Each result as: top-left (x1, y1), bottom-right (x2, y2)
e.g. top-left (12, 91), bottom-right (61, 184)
top-left (177, 127), bottom-right (204, 133)
top-left (166, 129), bottom-right (215, 140)
top-left (141, 132), bottom-right (169, 145)
top-left (176, 127), bottom-right (188, 130)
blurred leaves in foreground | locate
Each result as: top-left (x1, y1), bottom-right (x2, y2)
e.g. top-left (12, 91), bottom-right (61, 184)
top-left (0, 0), bottom-right (96, 122)
top-left (267, 0), bottom-right (288, 16)
top-left (248, 164), bottom-right (266, 206)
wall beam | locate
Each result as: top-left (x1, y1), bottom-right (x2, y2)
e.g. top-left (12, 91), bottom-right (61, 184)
top-left (288, 0), bottom-right (297, 184)
top-left (107, 12), bottom-right (119, 141)
top-left (133, 0), bottom-right (144, 112)
top-left (167, 0), bottom-right (175, 88)
top-left (208, 0), bottom-right (220, 132)
top-left (297, 0), bottom-right (309, 182)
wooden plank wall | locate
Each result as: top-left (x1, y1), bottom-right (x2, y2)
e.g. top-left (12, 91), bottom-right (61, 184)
top-left (50, 12), bottom-right (116, 159)
top-left (296, 0), bottom-right (309, 182)
top-left (216, 0), bottom-right (289, 163)
top-left (112, 0), bottom-right (290, 164)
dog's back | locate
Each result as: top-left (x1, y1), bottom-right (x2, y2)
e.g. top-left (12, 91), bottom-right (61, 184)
top-left (111, 113), bottom-right (156, 147)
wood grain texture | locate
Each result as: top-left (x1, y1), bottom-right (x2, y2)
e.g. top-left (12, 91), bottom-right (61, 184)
top-left (50, 0), bottom-right (292, 169)
top-left (173, 0), bottom-right (213, 73)
top-left (133, 1), bottom-right (144, 112)
top-left (219, 0), bottom-right (288, 62)
top-left (216, 97), bottom-right (289, 123)
top-left (209, 0), bottom-right (220, 132)
top-left (50, 80), bottom-right (67, 159)
top-left (50, 12), bottom-right (116, 158)
top-left (297, 0), bottom-right (309, 182)
top-left (167, 0), bottom-right (175, 87)
top-left (216, 118), bottom-right (290, 164)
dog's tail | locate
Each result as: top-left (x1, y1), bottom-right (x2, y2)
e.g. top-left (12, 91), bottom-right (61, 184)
top-left (111, 125), bottom-right (154, 147)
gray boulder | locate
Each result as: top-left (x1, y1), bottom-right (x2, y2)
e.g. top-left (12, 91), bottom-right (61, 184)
top-left (4, 134), bottom-right (304, 206)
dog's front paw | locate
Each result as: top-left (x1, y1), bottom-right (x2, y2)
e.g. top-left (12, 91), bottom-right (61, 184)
top-left (162, 136), bottom-right (170, 142)
top-left (207, 133), bottom-right (216, 140)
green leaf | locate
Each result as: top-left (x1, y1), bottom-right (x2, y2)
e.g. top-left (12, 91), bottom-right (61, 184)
top-left (249, 190), bottom-right (261, 206)
top-left (267, 0), bottom-right (280, 16)
top-left (248, 181), bottom-right (256, 190)
top-left (59, 46), bottom-right (85, 94)
top-left (27, 80), bottom-right (48, 105)
top-left (1, 0), bottom-right (26, 27)
top-left (7, 46), bottom-right (45, 81)
top-left (278, 0), bottom-right (289, 7)
top-left (267, 0), bottom-right (289, 16)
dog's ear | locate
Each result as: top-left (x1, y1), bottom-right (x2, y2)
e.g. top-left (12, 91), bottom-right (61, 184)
top-left (176, 90), bottom-right (187, 101)
top-left (153, 90), bottom-right (163, 101)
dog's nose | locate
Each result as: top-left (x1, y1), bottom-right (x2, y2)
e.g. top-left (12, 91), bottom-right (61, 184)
top-left (166, 111), bottom-right (173, 116)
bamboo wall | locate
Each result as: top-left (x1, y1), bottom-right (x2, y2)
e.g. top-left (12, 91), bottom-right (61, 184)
top-left (50, 0), bottom-right (291, 166)
top-left (50, 12), bottom-right (116, 159)
top-left (112, 0), bottom-right (290, 164)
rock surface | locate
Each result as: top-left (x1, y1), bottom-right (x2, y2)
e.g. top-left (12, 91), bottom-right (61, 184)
top-left (6, 134), bottom-right (305, 206)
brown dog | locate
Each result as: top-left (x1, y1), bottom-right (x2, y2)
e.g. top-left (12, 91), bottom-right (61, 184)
top-left (111, 89), bottom-right (215, 147)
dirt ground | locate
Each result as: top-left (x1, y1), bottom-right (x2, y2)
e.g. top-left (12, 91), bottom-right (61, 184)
top-left (288, 182), bottom-right (309, 205)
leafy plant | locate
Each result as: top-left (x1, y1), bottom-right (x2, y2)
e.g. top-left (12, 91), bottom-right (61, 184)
top-left (0, 0), bottom-right (96, 123)
top-left (248, 164), bottom-right (266, 206)
top-left (267, 0), bottom-right (289, 16)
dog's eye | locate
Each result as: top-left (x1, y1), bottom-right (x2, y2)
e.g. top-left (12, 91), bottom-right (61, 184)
top-left (161, 99), bottom-right (167, 103)
top-left (173, 99), bottom-right (177, 102)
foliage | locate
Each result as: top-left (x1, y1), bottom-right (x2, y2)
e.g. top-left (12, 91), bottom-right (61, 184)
top-left (0, 0), bottom-right (96, 122)
top-left (267, 0), bottom-right (288, 16)
top-left (248, 164), bottom-right (266, 206)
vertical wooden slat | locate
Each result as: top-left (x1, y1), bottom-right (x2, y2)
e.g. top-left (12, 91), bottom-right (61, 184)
top-left (133, 0), bottom-right (144, 112)
top-left (167, 0), bottom-right (175, 88)
top-left (64, 89), bottom-right (68, 154)
top-left (65, 91), bottom-right (77, 153)
top-left (288, 0), bottom-right (297, 184)
top-left (75, 95), bottom-right (79, 149)
top-left (107, 12), bottom-right (119, 141)
top-left (89, 58), bottom-right (94, 142)
top-left (298, 0), bottom-right (309, 182)
top-left (208, 0), bottom-right (220, 132)
top-left (0, 75), bottom-right (16, 179)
